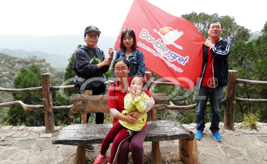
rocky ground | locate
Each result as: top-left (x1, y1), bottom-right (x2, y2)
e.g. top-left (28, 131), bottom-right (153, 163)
top-left (0, 122), bottom-right (267, 164)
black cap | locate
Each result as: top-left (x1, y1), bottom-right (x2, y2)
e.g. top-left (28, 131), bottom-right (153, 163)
top-left (84, 25), bottom-right (101, 36)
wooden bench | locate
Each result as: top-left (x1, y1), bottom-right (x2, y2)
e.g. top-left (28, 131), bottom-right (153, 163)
top-left (52, 91), bottom-right (190, 164)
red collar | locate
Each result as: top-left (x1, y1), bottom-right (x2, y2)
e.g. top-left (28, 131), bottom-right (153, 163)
top-left (208, 37), bottom-right (220, 44)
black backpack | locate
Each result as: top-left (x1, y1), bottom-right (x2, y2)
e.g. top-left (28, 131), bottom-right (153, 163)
top-left (73, 49), bottom-right (86, 90)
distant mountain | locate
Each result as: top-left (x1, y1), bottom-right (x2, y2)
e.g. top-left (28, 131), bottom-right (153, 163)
top-left (0, 48), bottom-right (68, 71)
top-left (0, 35), bottom-right (117, 70)
top-left (249, 31), bottom-right (262, 41)
top-left (0, 52), bottom-right (58, 88)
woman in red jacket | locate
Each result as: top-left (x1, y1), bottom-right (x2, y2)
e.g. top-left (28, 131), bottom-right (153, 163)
top-left (94, 58), bottom-right (154, 164)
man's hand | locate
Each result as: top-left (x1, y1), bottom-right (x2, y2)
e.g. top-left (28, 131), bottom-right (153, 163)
top-left (97, 58), bottom-right (112, 69)
top-left (103, 58), bottom-right (112, 66)
top-left (108, 48), bottom-right (114, 59)
top-left (204, 40), bottom-right (214, 48)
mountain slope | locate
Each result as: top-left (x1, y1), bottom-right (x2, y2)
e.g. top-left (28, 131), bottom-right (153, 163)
top-left (0, 48), bottom-right (69, 70)
top-left (0, 52), bottom-right (58, 88)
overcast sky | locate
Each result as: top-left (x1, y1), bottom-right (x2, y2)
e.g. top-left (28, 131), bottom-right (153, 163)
top-left (0, 0), bottom-right (266, 36)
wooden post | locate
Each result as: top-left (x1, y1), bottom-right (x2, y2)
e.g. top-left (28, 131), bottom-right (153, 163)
top-left (42, 73), bottom-right (55, 133)
top-left (81, 90), bottom-right (92, 123)
top-left (145, 71), bottom-right (152, 91)
top-left (151, 141), bottom-right (161, 164)
top-left (73, 90), bottom-right (92, 164)
top-left (146, 72), bottom-right (162, 164)
top-left (73, 145), bottom-right (86, 164)
top-left (150, 107), bottom-right (161, 164)
top-left (224, 70), bottom-right (237, 130)
top-left (146, 72), bottom-right (152, 121)
top-left (145, 71), bottom-right (151, 82)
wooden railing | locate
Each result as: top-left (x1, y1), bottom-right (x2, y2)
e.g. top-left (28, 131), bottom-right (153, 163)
top-left (1, 71), bottom-right (267, 132)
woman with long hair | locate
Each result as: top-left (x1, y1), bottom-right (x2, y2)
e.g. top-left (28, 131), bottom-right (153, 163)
top-left (112, 29), bottom-right (145, 78)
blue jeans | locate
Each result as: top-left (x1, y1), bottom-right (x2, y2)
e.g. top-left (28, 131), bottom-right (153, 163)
top-left (195, 87), bottom-right (223, 133)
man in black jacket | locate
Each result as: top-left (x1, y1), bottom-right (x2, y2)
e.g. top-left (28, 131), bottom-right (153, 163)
top-left (73, 25), bottom-right (113, 150)
top-left (195, 20), bottom-right (231, 142)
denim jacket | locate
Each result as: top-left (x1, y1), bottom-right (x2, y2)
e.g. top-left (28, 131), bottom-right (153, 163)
top-left (112, 49), bottom-right (146, 78)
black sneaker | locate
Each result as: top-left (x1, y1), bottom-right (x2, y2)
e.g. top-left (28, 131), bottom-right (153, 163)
top-left (86, 144), bottom-right (94, 151)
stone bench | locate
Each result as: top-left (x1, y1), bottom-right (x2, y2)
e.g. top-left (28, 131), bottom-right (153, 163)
top-left (52, 91), bottom-right (191, 164)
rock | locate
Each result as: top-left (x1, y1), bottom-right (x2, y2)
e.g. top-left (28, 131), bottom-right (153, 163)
top-left (1, 126), bottom-right (13, 131)
top-left (40, 133), bottom-right (52, 138)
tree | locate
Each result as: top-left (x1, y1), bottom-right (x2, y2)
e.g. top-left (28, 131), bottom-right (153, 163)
top-left (64, 45), bottom-right (82, 84)
top-left (5, 64), bottom-right (45, 125)
top-left (262, 21), bottom-right (267, 35)
top-left (182, 12), bottom-right (251, 45)
top-left (251, 23), bottom-right (267, 122)
top-left (229, 21), bottom-right (267, 122)
top-left (53, 71), bottom-right (65, 85)
top-left (4, 63), bottom-right (79, 126)
top-left (52, 45), bottom-right (82, 125)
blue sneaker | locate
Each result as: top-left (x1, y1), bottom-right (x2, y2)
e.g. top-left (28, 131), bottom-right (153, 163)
top-left (195, 130), bottom-right (203, 140)
top-left (212, 132), bottom-right (222, 142)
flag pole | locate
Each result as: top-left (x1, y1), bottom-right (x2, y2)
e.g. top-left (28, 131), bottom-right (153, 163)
top-left (112, 0), bottom-right (135, 48)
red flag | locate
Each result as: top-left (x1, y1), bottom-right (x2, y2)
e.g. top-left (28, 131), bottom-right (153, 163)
top-left (114, 0), bottom-right (205, 89)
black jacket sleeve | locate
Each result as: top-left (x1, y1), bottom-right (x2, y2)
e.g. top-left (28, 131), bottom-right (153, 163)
top-left (210, 39), bottom-right (232, 59)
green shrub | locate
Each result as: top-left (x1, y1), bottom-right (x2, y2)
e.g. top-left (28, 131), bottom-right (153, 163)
top-left (240, 113), bottom-right (260, 130)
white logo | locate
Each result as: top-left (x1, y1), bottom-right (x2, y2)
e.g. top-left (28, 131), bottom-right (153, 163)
top-left (154, 27), bottom-right (183, 50)
top-left (207, 78), bottom-right (218, 88)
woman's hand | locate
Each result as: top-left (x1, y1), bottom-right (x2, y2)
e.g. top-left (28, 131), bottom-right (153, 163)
top-left (129, 111), bottom-right (142, 119)
top-left (124, 114), bottom-right (136, 124)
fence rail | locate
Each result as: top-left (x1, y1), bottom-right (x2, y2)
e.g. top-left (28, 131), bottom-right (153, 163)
top-left (0, 70), bottom-right (267, 132)
top-left (236, 78), bottom-right (267, 85)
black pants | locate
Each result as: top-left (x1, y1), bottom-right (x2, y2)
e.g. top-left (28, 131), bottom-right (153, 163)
top-left (81, 87), bottom-right (105, 124)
